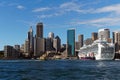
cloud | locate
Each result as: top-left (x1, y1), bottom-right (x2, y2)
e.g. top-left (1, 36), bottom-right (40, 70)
top-left (0, 1), bottom-right (25, 10)
top-left (36, 2), bottom-right (85, 19)
top-left (17, 5), bottom-right (25, 10)
top-left (72, 17), bottom-right (120, 28)
top-left (37, 14), bottom-right (53, 18)
top-left (93, 4), bottom-right (120, 14)
top-left (37, 11), bottom-right (64, 19)
top-left (59, 2), bottom-right (120, 15)
top-left (32, 7), bottom-right (50, 12)
top-left (59, 2), bottom-right (86, 13)
top-left (70, 3), bottom-right (120, 28)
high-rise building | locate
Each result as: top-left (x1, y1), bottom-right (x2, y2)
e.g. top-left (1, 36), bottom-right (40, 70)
top-left (34, 37), bottom-right (45, 57)
top-left (45, 32), bottom-right (55, 51)
top-left (34, 22), bottom-right (45, 57)
top-left (98, 28), bottom-right (110, 40)
top-left (84, 38), bottom-right (93, 45)
top-left (45, 38), bottom-right (54, 51)
top-left (14, 45), bottom-right (20, 57)
top-left (36, 23), bottom-right (43, 38)
top-left (20, 44), bottom-right (24, 53)
top-left (75, 34), bottom-right (84, 50)
top-left (4, 45), bottom-right (13, 57)
top-left (14, 45), bottom-right (20, 51)
top-left (67, 29), bottom-right (75, 56)
top-left (48, 32), bottom-right (54, 39)
top-left (92, 32), bottom-right (98, 41)
top-left (113, 31), bottom-right (120, 53)
top-left (4, 45), bottom-right (19, 58)
top-left (78, 34), bottom-right (84, 48)
top-left (53, 36), bottom-right (61, 52)
top-left (28, 27), bottom-right (34, 56)
top-left (24, 39), bottom-right (29, 56)
top-left (75, 42), bottom-right (81, 50)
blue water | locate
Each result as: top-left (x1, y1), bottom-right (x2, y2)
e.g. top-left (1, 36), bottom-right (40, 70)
top-left (0, 60), bottom-right (120, 80)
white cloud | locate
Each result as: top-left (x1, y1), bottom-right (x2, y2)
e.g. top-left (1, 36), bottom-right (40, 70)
top-left (59, 2), bottom-right (86, 13)
top-left (93, 4), bottom-right (120, 14)
top-left (36, 2), bottom-right (85, 19)
top-left (38, 14), bottom-right (53, 18)
top-left (72, 17), bottom-right (120, 28)
top-left (17, 5), bottom-right (25, 10)
top-left (70, 3), bottom-right (120, 28)
top-left (37, 11), bottom-right (64, 19)
top-left (32, 7), bottom-right (50, 12)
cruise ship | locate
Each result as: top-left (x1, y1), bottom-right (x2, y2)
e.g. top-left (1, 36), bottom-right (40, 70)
top-left (78, 39), bottom-right (115, 60)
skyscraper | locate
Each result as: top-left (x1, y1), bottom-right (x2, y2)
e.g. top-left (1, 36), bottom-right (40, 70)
top-left (4, 45), bottom-right (13, 58)
top-left (28, 27), bottom-right (34, 56)
top-left (113, 31), bottom-right (120, 53)
top-left (75, 34), bottom-right (84, 50)
top-left (24, 39), bottom-right (29, 55)
top-left (34, 22), bottom-right (45, 57)
top-left (36, 22), bottom-right (43, 38)
top-left (78, 34), bottom-right (84, 48)
top-left (4, 45), bottom-right (19, 58)
top-left (46, 38), bottom-right (54, 51)
top-left (53, 36), bottom-right (61, 52)
top-left (48, 32), bottom-right (54, 39)
top-left (14, 45), bottom-right (20, 51)
top-left (67, 29), bottom-right (75, 56)
top-left (98, 28), bottom-right (110, 40)
top-left (34, 37), bottom-right (45, 57)
top-left (92, 32), bottom-right (98, 41)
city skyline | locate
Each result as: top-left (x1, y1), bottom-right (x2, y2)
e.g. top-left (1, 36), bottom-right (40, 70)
top-left (1, 0), bottom-right (120, 50)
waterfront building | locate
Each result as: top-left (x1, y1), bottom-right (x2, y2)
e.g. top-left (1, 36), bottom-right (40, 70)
top-left (14, 45), bottom-right (20, 51)
top-left (98, 28), bottom-right (110, 40)
top-left (84, 38), bottom-right (93, 45)
top-left (78, 34), bottom-right (84, 48)
top-left (92, 32), bottom-right (98, 41)
top-left (48, 32), bottom-right (54, 39)
top-left (4, 45), bottom-right (19, 58)
top-left (20, 44), bottom-right (24, 53)
top-left (28, 27), bottom-right (34, 56)
top-left (34, 37), bottom-right (45, 57)
top-left (14, 45), bottom-right (20, 56)
top-left (4, 45), bottom-right (13, 57)
top-left (46, 38), bottom-right (54, 51)
top-left (34, 22), bottom-right (45, 57)
top-left (67, 29), bottom-right (75, 56)
top-left (36, 22), bottom-right (43, 38)
top-left (75, 42), bottom-right (81, 50)
top-left (75, 34), bottom-right (84, 52)
top-left (24, 39), bottom-right (29, 56)
top-left (45, 32), bottom-right (55, 51)
top-left (113, 31), bottom-right (120, 53)
top-left (53, 36), bottom-right (61, 52)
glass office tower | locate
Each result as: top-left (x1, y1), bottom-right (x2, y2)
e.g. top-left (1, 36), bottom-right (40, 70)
top-left (67, 29), bottom-right (75, 56)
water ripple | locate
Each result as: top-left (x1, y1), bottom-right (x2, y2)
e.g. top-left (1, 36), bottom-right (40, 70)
top-left (0, 60), bottom-right (119, 80)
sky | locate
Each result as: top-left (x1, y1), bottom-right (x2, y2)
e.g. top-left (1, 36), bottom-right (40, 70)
top-left (0, 0), bottom-right (120, 50)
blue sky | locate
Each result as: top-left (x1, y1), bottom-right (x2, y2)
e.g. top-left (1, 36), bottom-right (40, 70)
top-left (0, 0), bottom-right (120, 50)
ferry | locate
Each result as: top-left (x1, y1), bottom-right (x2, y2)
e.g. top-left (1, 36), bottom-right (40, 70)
top-left (78, 39), bottom-right (115, 60)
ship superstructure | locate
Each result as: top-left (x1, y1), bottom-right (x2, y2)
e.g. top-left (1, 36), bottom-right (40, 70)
top-left (78, 39), bottom-right (115, 60)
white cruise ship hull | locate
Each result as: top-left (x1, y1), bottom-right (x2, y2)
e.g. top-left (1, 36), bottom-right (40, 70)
top-left (95, 56), bottom-right (114, 60)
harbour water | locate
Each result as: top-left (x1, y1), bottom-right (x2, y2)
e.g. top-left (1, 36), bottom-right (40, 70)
top-left (0, 60), bottom-right (120, 80)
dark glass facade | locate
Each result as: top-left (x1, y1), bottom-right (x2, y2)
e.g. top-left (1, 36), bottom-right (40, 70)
top-left (36, 23), bottom-right (43, 38)
top-left (67, 29), bottom-right (75, 56)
